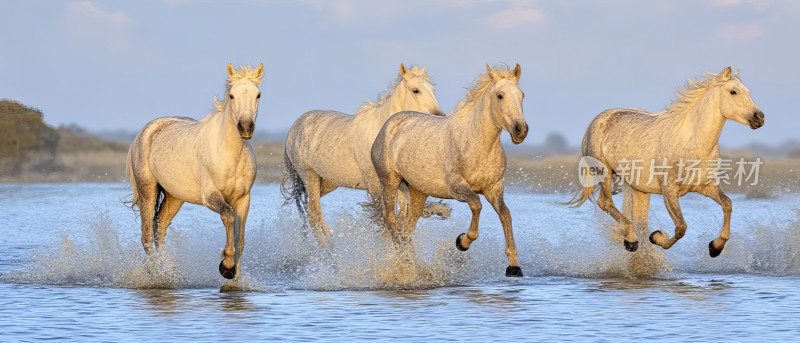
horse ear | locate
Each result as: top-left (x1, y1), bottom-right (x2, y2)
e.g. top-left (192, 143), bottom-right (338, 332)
top-left (255, 63), bottom-right (264, 80)
top-left (486, 64), bottom-right (499, 81)
top-left (720, 66), bottom-right (732, 80)
top-left (734, 68), bottom-right (740, 78)
top-left (421, 66), bottom-right (427, 74)
top-left (227, 63), bottom-right (236, 77)
top-left (513, 63), bottom-right (522, 80)
top-left (400, 63), bottom-right (409, 79)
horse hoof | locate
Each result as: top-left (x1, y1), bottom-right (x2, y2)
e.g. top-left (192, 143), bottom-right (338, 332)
top-left (455, 233), bottom-right (468, 251)
top-left (624, 240), bottom-right (639, 252)
top-left (219, 261), bottom-right (236, 279)
top-left (708, 241), bottom-right (724, 258)
top-left (505, 266), bottom-right (523, 277)
top-left (649, 230), bottom-right (663, 245)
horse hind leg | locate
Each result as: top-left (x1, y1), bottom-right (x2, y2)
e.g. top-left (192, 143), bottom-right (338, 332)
top-left (304, 171), bottom-right (331, 248)
top-left (135, 179), bottom-right (159, 255)
top-left (597, 172), bottom-right (638, 252)
top-left (154, 191), bottom-right (184, 251)
top-left (319, 179), bottom-right (337, 236)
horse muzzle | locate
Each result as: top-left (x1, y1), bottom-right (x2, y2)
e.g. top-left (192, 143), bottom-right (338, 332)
top-left (748, 110), bottom-right (764, 130)
top-left (237, 121), bottom-right (254, 140)
top-left (511, 122), bottom-right (529, 144)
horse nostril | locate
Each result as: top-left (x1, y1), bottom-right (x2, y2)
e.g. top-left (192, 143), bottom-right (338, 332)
top-left (514, 124), bottom-right (522, 133)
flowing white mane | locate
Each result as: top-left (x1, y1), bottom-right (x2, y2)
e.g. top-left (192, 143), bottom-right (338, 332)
top-left (657, 70), bottom-right (731, 127)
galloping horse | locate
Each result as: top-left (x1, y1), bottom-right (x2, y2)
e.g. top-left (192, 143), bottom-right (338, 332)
top-left (127, 63), bottom-right (263, 279)
top-left (371, 64), bottom-right (529, 277)
top-left (568, 67), bottom-right (764, 257)
top-left (282, 64), bottom-right (444, 247)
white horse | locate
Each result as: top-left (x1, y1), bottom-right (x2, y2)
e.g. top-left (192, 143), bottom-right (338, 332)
top-left (371, 64), bottom-right (529, 277)
top-left (568, 67), bottom-right (764, 257)
top-left (127, 63), bottom-right (263, 279)
top-left (282, 64), bottom-right (444, 247)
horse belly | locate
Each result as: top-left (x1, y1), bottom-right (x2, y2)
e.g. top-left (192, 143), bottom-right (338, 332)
top-left (400, 165), bottom-right (450, 199)
top-left (149, 150), bottom-right (204, 204)
top-left (309, 153), bottom-right (363, 189)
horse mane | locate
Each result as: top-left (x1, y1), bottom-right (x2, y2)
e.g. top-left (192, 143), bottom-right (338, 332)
top-left (213, 64), bottom-right (264, 113)
top-left (452, 65), bottom-right (518, 117)
top-left (656, 70), bottom-right (730, 127)
top-left (356, 65), bottom-right (431, 114)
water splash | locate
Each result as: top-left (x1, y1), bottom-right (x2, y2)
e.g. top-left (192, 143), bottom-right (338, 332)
top-left (3, 189), bottom-right (799, 290)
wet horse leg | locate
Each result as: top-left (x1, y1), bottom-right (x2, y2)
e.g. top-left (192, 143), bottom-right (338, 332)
top-left (622, 183), bottom-right (650, 242)
top-left (451, 181), bottom-right (482, 252)
top-left (484, 181), bottom-right (522, 277)
top-left (154, 192), bottom-right (184, 251)
top-left (698, 186), bottom-right (731, 257)
top-left (649, 191), bottom-right (687, 250)
top-left (202, 191), bottom-right (240, 279)
top-left (304, 170), bottom-right (331, 248)
top-left (232, 193), bottom-right (250, 278)
top-left (405, 185), bottom-right (427, 234)
top-left (597, 171), bottom-right (638, 252)
top-left (379, 171), bottom-right (404, 248)
top-left (135, 180), bottom-right (158, 255)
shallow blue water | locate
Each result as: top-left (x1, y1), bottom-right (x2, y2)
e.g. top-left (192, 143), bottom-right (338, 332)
top-left (1, 183), bottom-right (799, 341)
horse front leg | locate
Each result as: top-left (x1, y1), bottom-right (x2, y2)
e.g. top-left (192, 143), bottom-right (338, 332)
top-left (597, 172), bottom-right (638, 252)
top-left (698, 186), bottom-right (731, 257)
top-left (483, 181), bottom-right (522, 277)
top-left (650, 190), bottom-right (687, 250)
top-left (450, 182), bottom-right (482, 253)
top-left (203, 191), bottom-right (240, 279)
top-left (232, 193), bottom-right (250, 278)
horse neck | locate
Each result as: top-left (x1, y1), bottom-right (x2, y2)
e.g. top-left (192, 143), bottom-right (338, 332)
top-left (356, 91), bottom-right (403, 130)
top-left (373, 92), bottom-right (404, 122)
top-left (207, 106), bottom-right (245, 150)
top-left (460, 96), bottom-right (503, 153)
top-left (674, 90), bottom-right (726, 154)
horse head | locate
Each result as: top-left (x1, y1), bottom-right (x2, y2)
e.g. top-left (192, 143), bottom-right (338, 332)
top-left (226, 62), bottom-right (264, 140)
top-left (486, 63), bottom-right (528, 144)
top-left (394, 64), bottom-right (445, 116)
top-left (716, 66), bottom-right (764, 129)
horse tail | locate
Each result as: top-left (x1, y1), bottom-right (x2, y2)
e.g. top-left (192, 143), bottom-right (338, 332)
top-left (124, 144), bottom-right (140, 211)
top-left (566, 184), bottom-right (596, 208)
top-left (280, 147), bottom-right (308, 217)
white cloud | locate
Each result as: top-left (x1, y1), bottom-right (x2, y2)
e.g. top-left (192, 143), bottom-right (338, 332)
top-left (486, 8), bottom-right (546, 29)
top-left (712, 0), bottom-right (742, 6)
top-left (61, 1), bottom-right (132, 53)
top-left (718, 23), bottom-right (762, 41)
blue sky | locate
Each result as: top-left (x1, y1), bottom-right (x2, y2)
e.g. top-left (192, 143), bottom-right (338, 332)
top-left (1, 0), bottom-right (797, 147)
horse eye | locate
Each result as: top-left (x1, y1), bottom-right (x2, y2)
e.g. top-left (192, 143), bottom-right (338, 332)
top-left (497, 94), bottom-right (504, 100)
top-left (412, 88), bottom-right (420, 94)
top-left (256, 92), bottom-right (261, 99)
top-left (229, 94), bottom-right (234, 99)
top-left (730, 90), bottom-right (737, 95)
